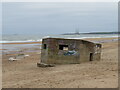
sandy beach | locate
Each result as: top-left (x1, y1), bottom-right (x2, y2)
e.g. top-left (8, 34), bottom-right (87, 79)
top-left (2, 37), bottom-right (118, 88)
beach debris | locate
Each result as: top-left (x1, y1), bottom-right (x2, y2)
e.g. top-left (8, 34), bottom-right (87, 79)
top-left (8, 57), bottom-right (19, 61)
top-left (24, 55), bottom-right (29, 57)
top-left (8, 54), bottom-right (30, 61)
top-left (17, 54), bottom-right (30, 58)
top-left (37, 63), bottom-right (55, 67)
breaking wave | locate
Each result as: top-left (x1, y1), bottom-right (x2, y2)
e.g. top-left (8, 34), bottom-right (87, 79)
top-left (1, 34), bottom-right (118, 43)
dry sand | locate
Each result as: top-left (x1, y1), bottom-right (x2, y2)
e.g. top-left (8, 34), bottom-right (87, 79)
top-left (2, 37), bottom-right (118, 88)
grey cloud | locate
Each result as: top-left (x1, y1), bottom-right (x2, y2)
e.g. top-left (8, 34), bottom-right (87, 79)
top-left (2, 2), bottom-right (117, 34)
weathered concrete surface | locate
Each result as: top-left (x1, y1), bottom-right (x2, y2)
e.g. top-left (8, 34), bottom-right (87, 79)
top-left (41, 38), bottom-right (102, 64)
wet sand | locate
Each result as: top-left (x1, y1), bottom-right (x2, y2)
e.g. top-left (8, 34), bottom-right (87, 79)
top-left (2, 37), bottom-right (118, 88)
top-left (1, 42), bottom-right (42, 45)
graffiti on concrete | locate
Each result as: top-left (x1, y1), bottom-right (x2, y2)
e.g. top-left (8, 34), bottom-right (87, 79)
top-left (64, 50), bottom-right (77, 56)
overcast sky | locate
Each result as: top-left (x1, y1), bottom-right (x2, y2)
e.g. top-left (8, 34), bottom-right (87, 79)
top-left (2, 2), bottom-right (118, 35)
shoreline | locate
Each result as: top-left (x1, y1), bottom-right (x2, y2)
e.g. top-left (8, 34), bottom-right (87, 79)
top-left (1, 37), bottom-right (119, 54)
top-left (1, 37), bottom-right (119, 55)
top-left (1, 41), bottom-right (42, 44)
top-left (1, 37), bottom-right (118, 45)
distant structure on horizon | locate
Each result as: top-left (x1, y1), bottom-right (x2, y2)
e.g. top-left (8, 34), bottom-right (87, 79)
top-left (74, 28), bottom-right (80, 34)
top-left (37, 38), bottom-right (102, 66)
top-left (61, 31), bottom-right (119, 35)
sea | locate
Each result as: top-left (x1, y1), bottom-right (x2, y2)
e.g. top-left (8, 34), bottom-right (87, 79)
top-left (1, 34), bottom-right (118, 53)
top-left (1, 34), bottom-right (118, 43)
